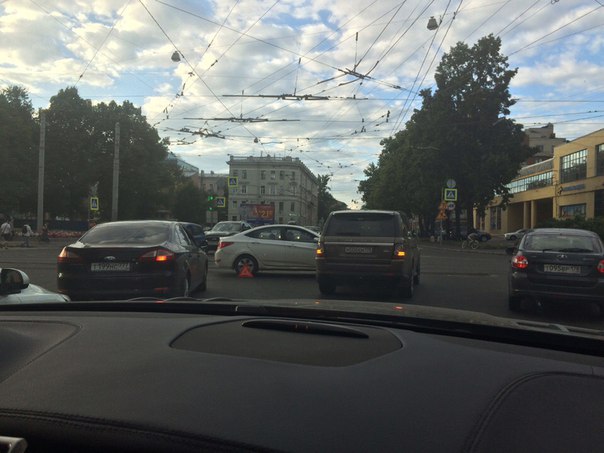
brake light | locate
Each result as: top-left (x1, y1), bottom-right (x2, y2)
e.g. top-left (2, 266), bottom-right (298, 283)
top-left (393, 244), bottom-right (406, 259)
top-left (512, 255), bottom-right (528, 269)
top-left (57, 247), bottom-right (83, 263)
top-left (598, 260), bottom-right (604, 274)
top-left (218, 241), bottom-right (233, 250)
top-left (139, 249), bottom-right (175, 263)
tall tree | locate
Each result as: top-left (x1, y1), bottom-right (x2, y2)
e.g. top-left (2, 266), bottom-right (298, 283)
top-left (173, 181), bottom-right (208, 225)
top-left (0, 86), bottom-right (38, 216)
top-left (358, 35), bottom-right (534, 233)
top-left (317, 174), bottom-right (347, 224)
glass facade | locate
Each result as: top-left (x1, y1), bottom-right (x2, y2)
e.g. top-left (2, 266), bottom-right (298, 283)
top-left (507, 171), bottom-right (553, 194)
top-left (560, 203), bottom-right (586, 218)
top-left (597, 144), bottom-right (604, 176)
top-left (560, 149), bottom-right (587, 183)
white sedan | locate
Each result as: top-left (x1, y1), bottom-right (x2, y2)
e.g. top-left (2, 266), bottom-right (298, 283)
top-left (214, 225), bottom-right (319, 275)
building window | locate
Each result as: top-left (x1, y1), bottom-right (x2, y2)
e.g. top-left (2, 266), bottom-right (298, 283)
top-left (231, 216), bottom-right (237, 221)
top-left (560, 203), bottom-right (586, 219)
top-left (260, 186), bottom-right (266, 195)
top-left (261, 170), bottom-right (266, 180)
top-left (232, 200), bottom-right (237, 207)
top-left (233, 170), bottom-right (239, 177)
top-left (291, 171), bottom-right (296, 180)
top-left (279, 217), bottom-right (283, 223)
top-left (489, 207), bottom-right (502, 230)
top-left (270, 170), bottom-right (276, 180)
top-left (595, 190), bottom-right (604, 217)
top-left (507, 171), bottom-right (553, 194)
top-left (241, 185), bottom-right (247, 194)
top-left (279, 202), bottom-right (283, 212)
top-left (290, 202), bottom-right (295, 212)
top-left (597, 144), bottom-right (604, 176)
top-left (269, 185), bottom-right (276, 195)
top-left (560, 149), bottom-right (587, 183)
top-left (279, 170), bottom-right (284, 180)
top-left (242, 170), bottom-right (247, 179)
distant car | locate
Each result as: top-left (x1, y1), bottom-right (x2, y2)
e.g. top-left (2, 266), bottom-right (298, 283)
top-left (180, 222), bottom-right (208, 252)
top-left (57, 220), bottom-right (208, 300)
top-left (505, 228), bottom-right (529, 241)
top-left (1, 268), bottom-right (70, 304)
top-left (204, 221), bottom-right (253, 253)
top-left (214, 224), bottom-right (319, 275)
top-left (472, 230), bottom-right (492, 242)
top-left (508, 228), bottom-right (604, 311)
top-left (316, 210), bottom-right (420, 298)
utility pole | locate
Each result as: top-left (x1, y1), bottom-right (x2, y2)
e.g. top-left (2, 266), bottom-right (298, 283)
top-left (36, 110), bottom-right (46, 233)
top-left (111, 122), bottom-right (120, 221)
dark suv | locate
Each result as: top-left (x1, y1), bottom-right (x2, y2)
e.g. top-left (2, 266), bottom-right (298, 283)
top-left (316, 210), bottom-right (420, 298)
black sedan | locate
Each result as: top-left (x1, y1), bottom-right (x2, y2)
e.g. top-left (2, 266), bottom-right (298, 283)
top-left (508, 228), bottom-right (604, 311)
top-left (57, 220), bottom-right (208, 300)
top-left (205, 220), bottom-right (252, 253)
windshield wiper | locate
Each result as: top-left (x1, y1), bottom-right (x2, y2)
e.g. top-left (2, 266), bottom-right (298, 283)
top-left (558, 248), bottom-right (594, 253)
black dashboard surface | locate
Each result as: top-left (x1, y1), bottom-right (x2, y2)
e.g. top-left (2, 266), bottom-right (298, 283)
top-left (0, 310), bottom-right (603, 452)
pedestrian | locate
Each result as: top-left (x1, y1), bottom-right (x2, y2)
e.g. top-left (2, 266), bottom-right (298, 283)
top-left (41, 223), bottom-right (50, 242)
top-left (0, 219), bottom-right (11, 249)
top-left (21, 223), bottom-right (33, 248)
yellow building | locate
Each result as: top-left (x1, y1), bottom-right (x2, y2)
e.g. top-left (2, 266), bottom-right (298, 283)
top-left (484, 128), bottom-right (604, 234)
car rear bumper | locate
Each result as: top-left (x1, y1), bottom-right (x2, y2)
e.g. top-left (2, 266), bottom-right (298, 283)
top-left (509, 272), bottom-right (604, 302)
top-left (317, 260), bottom-right (408, 284)
top-left (57, 272), bottom-right (178, 299)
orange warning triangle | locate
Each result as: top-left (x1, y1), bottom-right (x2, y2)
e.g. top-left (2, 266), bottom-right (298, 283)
top-left (238, 263), bottom-right (254, 278)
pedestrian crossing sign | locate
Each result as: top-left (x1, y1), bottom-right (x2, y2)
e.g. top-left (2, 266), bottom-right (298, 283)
top-left (216, 197), bottom-right (225, 208)
top-left (443, 188), bottom-right (457, 202)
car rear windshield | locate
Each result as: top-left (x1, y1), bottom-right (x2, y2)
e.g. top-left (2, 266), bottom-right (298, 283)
top-left (80, 223), bottom-right (171, 245)
top-left (325, 213), bottom-right (396, 237)
top-left (523, 234), bottom-right (602, 253)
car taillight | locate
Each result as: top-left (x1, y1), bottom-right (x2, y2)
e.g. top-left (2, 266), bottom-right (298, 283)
top-left (139, 249), bottom-right (175, 263)
top-left (512, 255), bottom-right (528, 269)
top-left (393, 244), bottom-right (406, 259)
top-left (598, 260), bottom-right (604, 274)
top-left (57, 247), bottom-right (83, 263)
top-left (316, 246), bottom-right (324, 256)
top-left (218, 241), bottom-right (233, 250)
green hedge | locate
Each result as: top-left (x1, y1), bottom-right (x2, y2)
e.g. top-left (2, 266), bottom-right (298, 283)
top-left (536, 216), bottom-right (604, 240)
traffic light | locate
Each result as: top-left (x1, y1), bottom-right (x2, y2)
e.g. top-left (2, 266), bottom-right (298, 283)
top-left (208, 194), bottom-right (214, 211)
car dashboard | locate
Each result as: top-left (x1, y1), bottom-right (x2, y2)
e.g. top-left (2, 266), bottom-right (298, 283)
top-left (0, 306), bottom-right (603, 452)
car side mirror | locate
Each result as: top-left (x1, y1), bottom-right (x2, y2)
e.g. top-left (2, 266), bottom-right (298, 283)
top-left (0, 268), bottom-right (30, 294)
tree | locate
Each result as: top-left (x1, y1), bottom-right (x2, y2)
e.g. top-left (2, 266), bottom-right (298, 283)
top-left (0, 86), bottom-right (38, 216)
top-left (173, 182), bottom-right (208, 225)
top-left (358, 35), bottom-right (534, 234)
top-left (317, 174), bottom-right (347, 224)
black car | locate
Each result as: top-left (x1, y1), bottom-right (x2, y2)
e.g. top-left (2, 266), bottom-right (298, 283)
top-left (508, 228), bottom-right (604, 311)
top-left (316, 210), bottom-right (420, 298)
top-left (180, 222), bottom-right (208, 252)
top-left (204, 221), bottom-right (252, 253)
top-left (57, 220), bottom-right (208, 300)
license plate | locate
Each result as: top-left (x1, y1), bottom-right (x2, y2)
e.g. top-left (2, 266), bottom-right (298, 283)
top-left (344, 246), bottom-right (373, 254)
top-left (91, 263), bottom-right (130, 272)
top-left (543, 264), bottom-right (580, 274)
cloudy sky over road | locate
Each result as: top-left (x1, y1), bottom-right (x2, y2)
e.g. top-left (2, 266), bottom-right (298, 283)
top-left (2, 0), bottom-right (603, 206)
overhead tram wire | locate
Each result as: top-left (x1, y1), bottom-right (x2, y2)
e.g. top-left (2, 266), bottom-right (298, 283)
top-left (462, 0), bottom-right (512, 42)
top-left (494, 0), bottom-right (542, 38)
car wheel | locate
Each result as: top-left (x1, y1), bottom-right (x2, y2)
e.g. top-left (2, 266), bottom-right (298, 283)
top-left (198, 264), bottom-right (208, 292)
top-left (413, 259), bottom-right (420, 285)
top-left (318, 277), bottom-right (336, 295)
top-left (508, 295), bottom-right (521, 312)
top-left (234, 255), bottom-right (258, 275)
top-left (400, 275), bottom-right (414, 299)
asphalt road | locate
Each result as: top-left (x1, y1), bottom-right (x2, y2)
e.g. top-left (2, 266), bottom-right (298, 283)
top-left (2, 239), bottom-right (603, 329)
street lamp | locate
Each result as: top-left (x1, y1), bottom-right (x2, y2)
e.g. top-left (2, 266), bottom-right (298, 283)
top-left (171, 51), bottom-right (181, 62)
top-left (427, 16), bottom-right (440, 30)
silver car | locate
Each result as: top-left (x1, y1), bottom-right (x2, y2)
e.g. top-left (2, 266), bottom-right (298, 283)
top-left (504, 229), bottom-right (529, 241)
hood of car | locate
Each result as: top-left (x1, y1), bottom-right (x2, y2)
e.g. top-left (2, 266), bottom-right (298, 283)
top-left (1, 284), bottom-right (70, 304)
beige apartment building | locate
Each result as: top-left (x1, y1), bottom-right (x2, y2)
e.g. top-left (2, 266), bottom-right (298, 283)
top-left (483, 128), bottom-right (604, 233)
top-left (226, 155), bottom-right (319, 226)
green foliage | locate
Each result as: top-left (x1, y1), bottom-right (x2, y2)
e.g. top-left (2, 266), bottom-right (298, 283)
top-left (317, 174), bottom-right (347, 224)
top-left (0, 86), bottom-right (38, 215)
top-left (173, 182), bottom-right (207, 225)
top-left (537, 216), bottom-right (604, 241)
top-left (358, 35), bottom-right (534, 233)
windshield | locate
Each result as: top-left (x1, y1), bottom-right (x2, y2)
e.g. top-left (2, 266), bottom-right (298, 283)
top-left (2, 1), bottom-right (604, 337)
top-left (212, 223), bottom-right (242, 233)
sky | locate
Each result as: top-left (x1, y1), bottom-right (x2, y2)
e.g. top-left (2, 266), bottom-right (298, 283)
top-left (2, 0), bottom-right (604, 208)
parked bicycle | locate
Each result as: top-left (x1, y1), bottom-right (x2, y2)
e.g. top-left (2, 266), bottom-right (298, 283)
top-left (461, 233), bottom-right (480, 250)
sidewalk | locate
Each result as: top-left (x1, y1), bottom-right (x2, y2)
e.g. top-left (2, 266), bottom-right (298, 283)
top-left (1, 237), bottom-right (73, 249)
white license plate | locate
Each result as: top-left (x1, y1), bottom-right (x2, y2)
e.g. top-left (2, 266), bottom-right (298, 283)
top-left (344, 246), bottom-right (373, 254)
top-left (543, 264), bottom-right (580, 274)
top-left (91, 262), bottom-right (131, 272)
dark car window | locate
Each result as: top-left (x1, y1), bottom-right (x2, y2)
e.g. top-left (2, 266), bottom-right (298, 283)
top-left (325, 213), bottom-right (395, 237)
top-left (523, 234), bottom-right (600, 253)
top-left (175, 226), bottom-right (193, 247)
top-left (80, 223), bottom-right (170, 245)
top-left (284, 228), bottom-right (316, 243)
top-left (248, 227), bottom-right (282, 240)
